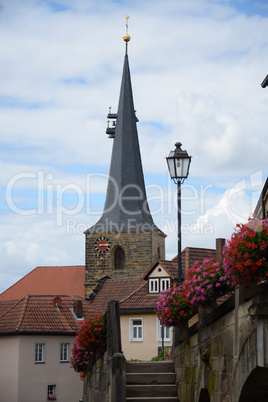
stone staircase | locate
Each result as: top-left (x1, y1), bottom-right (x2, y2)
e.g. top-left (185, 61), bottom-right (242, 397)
top-left (126, 361), bottom-right (179, 401)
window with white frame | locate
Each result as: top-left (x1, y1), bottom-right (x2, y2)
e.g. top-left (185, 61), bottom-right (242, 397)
top-left (47, 384), bottom-right (57, 400)
top-left (60, 343), bottom-right (69, 362)
top-left (157, 319), bottom-right (171, 342)
top-left (149, 278), bottom-right (159, 293)
top-left (160, 278), bottom-right (170, 292)
top-left (130, 318), bottom-right (143, 341)
top-left (35, 342), bottom-right (45, 363)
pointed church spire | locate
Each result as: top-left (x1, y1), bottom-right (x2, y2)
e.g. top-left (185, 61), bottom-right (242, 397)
top-left (86, 21), bottom-right (163, 235)
top-left (84, 22), bottom-right (166, 296)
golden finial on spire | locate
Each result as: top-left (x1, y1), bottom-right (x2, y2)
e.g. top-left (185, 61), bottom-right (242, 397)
top-left (123, 15), bottom-right (131, 43)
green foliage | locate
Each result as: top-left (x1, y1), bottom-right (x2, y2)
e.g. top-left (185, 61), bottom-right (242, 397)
top-left (150, 347), bottom-right (171, 361)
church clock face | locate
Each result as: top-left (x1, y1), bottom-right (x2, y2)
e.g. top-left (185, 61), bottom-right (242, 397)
top-left (94, 237), bottom-right (111, 255)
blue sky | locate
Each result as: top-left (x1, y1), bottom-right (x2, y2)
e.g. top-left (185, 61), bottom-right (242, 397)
top-left (0, 0), bottom-right (268, 293)
top-left (233, 0), bottom-right (268, 17)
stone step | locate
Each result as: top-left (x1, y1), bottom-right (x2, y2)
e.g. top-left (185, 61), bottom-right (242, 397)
top-left (127, 372), bottom-right (176, 384)
top-left (126, 361), bottom-right (175, 374)
top-left (126, 398), bottom-right (179, 402)
top-left (126, 384), bottom-right (178, 398)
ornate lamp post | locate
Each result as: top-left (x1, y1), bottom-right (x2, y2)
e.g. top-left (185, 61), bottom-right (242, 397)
top-left (166, 142), bottom-right (191, 287)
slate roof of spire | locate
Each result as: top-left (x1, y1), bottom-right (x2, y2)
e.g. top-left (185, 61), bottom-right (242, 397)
top-left (86, 50), bottom-right (164, 235)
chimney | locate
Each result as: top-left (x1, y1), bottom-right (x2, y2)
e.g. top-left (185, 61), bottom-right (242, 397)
top-left (73, 300), bottom-right (83, 319)
top-left (216, 238), bottom-right (225, 264)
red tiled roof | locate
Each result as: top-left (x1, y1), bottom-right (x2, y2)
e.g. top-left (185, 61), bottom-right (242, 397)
top-left (90, 277), bottom-right (145, 314)
top-left (119, 282), bottom-right (159, 312)
top-left (144, 247), bottom-right (216, 280)
top-left (90, 248), bottom-right (217, 314)
top-left (159, 260), bottom-right (178, 278)
top-left (143, 260), bottom-right (178, 280)
top-left (0, 300), bottom-right (16, 317)
top-left (0, 295), bottom-right (99, 335)
top-left (0, 266), bottom-right (85, 300)
top-left (172, 247), bottom-right (216, 273)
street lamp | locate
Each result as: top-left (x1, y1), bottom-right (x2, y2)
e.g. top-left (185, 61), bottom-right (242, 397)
top-left (166, 142), bottom-right (191, 287)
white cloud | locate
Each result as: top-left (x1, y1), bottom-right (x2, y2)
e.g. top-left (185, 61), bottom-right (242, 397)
top-left (0, 0), bottom-right (268, 293)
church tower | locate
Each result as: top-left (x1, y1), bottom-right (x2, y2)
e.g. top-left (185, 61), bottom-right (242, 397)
top-left (84, 21), bottom-right (166, 298)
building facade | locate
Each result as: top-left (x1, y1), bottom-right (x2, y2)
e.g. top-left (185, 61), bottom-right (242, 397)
top-left (0, 334), bottom-right (80, 402)
top-left (254, 177), bottom-right (268, 219)
top-left (0, 295), bottom-right (99, 402)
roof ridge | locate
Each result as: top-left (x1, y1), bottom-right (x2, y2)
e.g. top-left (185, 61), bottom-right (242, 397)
top-left (99, 276), bottom-right (143, 283)
top-left (159, 260), bottom-right (177, 265)
top-left (158, 259), bottom-right (174, 263)
top-left (16, 295), bottom-right (30, 332)
top-left (35, 265), bottom-right (85, 268)
top-left (20, 294), bottom-right (85, 298)
top-left (0, 298), bottom-right (21, 319)
top-left (183, 246), bottom-right (216, 252)
top-left (119, 281), bottom-right (147, 305)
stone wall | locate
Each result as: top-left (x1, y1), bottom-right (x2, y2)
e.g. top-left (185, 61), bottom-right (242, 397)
top-left (83, 351), bottom-right (109, 402)
top-left (174, 283), bottom-right (268, 402)
top-left (85, 230), bottom-right (165, 297)
top-left (83, 300), bottom-right (126, 402)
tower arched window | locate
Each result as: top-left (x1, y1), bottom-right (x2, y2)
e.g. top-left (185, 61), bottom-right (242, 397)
top-left (114, 247), bottom-right (125, 270)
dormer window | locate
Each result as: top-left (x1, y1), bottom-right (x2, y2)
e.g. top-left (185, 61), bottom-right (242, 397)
top-left (149, 278), bottom-right (159, 293)
top-left (149, 277), bottom-right (170, 293)
top-left (160, 278), bottom-right (170, 292)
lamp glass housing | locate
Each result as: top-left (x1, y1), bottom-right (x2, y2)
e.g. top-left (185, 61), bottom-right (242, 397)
top-left (166, 144), bottom-right (191, 180)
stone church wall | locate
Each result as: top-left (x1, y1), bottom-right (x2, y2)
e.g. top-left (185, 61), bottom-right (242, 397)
top-left (85, 230), bottom-right (165, 297)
